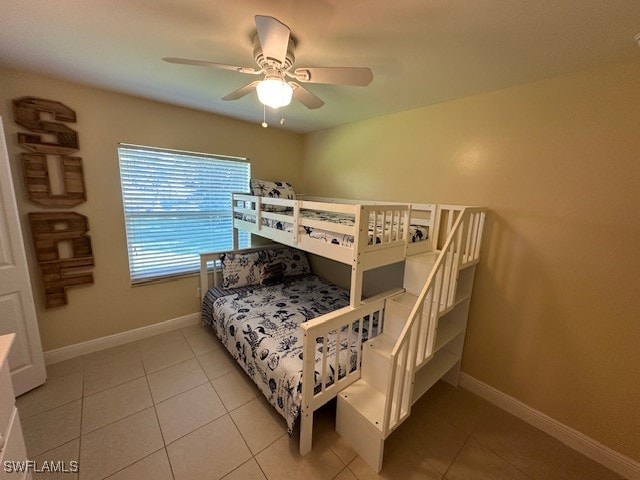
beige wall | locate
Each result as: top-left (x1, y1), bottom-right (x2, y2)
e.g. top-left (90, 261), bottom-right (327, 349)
top-left (303, 59), bottom-right (640, 461)
top-left (0, 68), bottom-right (303, 352)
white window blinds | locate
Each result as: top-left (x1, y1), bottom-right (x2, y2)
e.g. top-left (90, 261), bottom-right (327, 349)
top-left (118, 144), bottom-right (250, 284)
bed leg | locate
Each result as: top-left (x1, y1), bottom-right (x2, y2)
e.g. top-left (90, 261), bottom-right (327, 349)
top-left (299, 410), bottom-right (313, 455)
top-left (350, 266), bottom-right (364, 307)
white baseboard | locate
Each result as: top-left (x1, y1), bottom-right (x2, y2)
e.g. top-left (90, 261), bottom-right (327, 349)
top-left (459, 373), bottom-right (640, 480)
top-left (44, 312), bottom-right (200, 365)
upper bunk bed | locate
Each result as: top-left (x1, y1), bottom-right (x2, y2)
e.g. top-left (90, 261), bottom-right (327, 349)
top-left (231, 180), bottom-right (436, 305)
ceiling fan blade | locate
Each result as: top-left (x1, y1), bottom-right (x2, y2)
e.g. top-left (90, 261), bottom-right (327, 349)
top-left (254, 15), bottom-right (291, 65)
top-left (163, 57), bottom-right (260, 75)
top-left (222, 81), bottom-right (260, 101)
top-left (290, 82), bottom-right (324, 110)
top-left (293, 67), bottom-right (373, 86)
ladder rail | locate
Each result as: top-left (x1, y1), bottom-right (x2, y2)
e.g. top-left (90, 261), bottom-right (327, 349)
top-left (383, 206), bottom-right (486, 436)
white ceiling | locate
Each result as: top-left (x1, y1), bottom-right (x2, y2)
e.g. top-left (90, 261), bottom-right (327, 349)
top-left (1, 0), bottom-right (639, 133)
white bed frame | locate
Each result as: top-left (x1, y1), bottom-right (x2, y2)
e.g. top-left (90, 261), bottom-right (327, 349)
top-left (200, 197), bottom-right (486, 459)
top-left (231, 194), bottom-right (436, 307)
top-left (199, 246), bottom-right (397, 455)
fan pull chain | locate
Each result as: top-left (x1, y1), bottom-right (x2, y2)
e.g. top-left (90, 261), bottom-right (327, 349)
top-left (261, 104), bottom-right (268, 128)
top-left (280, 108), bottom-right (286, 126)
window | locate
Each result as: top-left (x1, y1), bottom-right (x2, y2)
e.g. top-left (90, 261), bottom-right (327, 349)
top-left (118, 144), bottom-right (250, 284)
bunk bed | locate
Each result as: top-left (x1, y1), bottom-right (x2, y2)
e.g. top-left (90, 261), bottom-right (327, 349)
top-left (231, 183), bottom-right (436, 307)
top-left (200, 181), bottom-right (486, 461)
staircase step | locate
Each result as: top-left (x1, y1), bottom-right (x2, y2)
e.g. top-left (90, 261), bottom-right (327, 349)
top-left (336, 380), bottom-right (386, 472)
top-left (361, 334), bottom-right (396, 393)
top-left (383, 293), bottom-right (417, 338)
top-left (404, 251), bottom-right (440, 296)
top-left (339, 378), bottom-right (409, 433)
top-left (389, 292), bottom-right (418, 310)
top-left (407, 250), bottom-right (440, 265)
top-left (338, 380), bottom-right (386, 433)
top-left (366, 333), bottom-right (395, 357)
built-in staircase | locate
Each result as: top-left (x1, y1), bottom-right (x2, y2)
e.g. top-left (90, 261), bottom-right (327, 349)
top-left (336, 207), bottom-right (486, 472)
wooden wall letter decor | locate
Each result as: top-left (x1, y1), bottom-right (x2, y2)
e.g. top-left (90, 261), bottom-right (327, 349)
top-left (12, 97), bottom-right (87, 207)
top-left (13, 96), bottom-right (94, 308)
top-left (29, 212), bottom-right (94, 309)
top-left (13, 97), bottom-right (79, 154)
top-left (21, 153), bottom-right (87, 207)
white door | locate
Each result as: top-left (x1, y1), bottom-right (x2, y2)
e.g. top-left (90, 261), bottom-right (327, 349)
top-left (0, 116), bottom-right (46, 396)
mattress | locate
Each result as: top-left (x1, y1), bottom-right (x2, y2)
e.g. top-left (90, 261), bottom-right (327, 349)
top-left (201, 274), bottom-right (378, 433)
top-left (235, 209), bottom-right (429, 247)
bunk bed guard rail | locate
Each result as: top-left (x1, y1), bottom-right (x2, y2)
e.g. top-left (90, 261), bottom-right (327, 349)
top-left (232, 193), bottom-right (420, 266)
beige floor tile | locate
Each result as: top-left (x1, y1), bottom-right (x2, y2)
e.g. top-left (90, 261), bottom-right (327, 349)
top-left (334, 468), bottom-right (358, 480)
top-left (141, 337), bottom-right (194, 373)
top-left (83, 353), bottom-right (145, 396)
top-left (212, 370), bottom-right (260, 411)
top-left (46, 357), bottom-right (85, 379)
top-left (137, 329), bottom-right (183, 354)
top-left (33, 438), bottom-right (80, 480)
top-left (394, 405), bottom-right (467, 474)
top-left (156, 383), bottom-right (226, 444)
top-left (419, 381), bottom-right (495, 434)
top-left (322, 432), bottom-right (357, 466)
top-left (446, 437), bottom-right (530, 480)
top-left (17, 373), bottom-right (83, 418)
top-left (471, 406), bottom-right (565, 480)
top-left (79, 407), bottom-right (164, 480)
top-left (418, 379), bottom-right (457, 403)
top-left (22, 399), bottom-right (81, 457)
top-left (347, 435), bottom-right (441, 480)
top-left (82, 377), bottom-right (152, 434)
top-left (147, 357), bottom-right (208, 403)
top-left (230, 396), bottom-right (287, 454)
top-left (167, 415), bottom-right (252, 480)
top-left (547, 444), bottom-right (625, 480)
top-left (105, 449), bottom-right (173, 480)
top-left (83, 343), bottom-right (140, 368)
top-left (255, 434), bottom-right (344, 480)
top-left (312, 403), bottom-right (358, 464)
top-left (186, 330), bottom-right (222, 355)
top-left (197, 349), bottom-right (237, 380)
top-left (222, 458), bottom-right (267, 480)
top-left (180, 323), bottom-right (209, 338)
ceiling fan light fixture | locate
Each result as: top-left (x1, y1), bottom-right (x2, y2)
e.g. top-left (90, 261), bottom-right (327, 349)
top-left (256, 78), bottom-right (293, 109)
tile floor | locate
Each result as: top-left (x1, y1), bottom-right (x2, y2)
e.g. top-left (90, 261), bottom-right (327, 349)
top-left (17, 324), bottom-right (624, 480)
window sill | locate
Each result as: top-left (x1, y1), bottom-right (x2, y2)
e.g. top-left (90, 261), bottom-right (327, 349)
top-left (131, 270), bottom-right (199, 287)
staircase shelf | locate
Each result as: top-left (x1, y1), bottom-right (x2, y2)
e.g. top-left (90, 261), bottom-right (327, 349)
top-left (336, 206), bottom-right (486, 472)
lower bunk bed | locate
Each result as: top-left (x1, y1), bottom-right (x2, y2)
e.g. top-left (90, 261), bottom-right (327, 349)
top-left (200, 244), bottom-right (394, 451)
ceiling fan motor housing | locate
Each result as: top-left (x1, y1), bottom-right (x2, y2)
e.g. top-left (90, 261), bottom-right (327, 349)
top-left (253, 33), bottom-right (296, 73)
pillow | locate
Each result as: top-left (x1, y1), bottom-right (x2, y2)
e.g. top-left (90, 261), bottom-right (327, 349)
top-left (250, 179), bottom-right (296, 212)
top-left (258, 261), bottom-right (285, 286)
top-left (220, 250), bottom-right (270, 288)
top-left (268, 247), bottom-right (310, 278)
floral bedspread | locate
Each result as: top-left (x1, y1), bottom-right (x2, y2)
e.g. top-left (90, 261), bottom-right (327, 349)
top-left (201, 275), bottom-right (377, 432)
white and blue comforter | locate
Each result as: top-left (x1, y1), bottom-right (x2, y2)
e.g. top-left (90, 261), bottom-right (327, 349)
top-left (202, 275), bottom-right (377, 432)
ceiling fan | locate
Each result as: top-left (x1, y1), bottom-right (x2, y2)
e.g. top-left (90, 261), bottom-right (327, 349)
top-left (163, 15), bottom-right (373, 114)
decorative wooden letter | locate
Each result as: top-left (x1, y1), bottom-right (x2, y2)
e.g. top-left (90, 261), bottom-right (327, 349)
top-left (29, 212), bottom-right (94, 308)
top-left (13, 97), bottom-right (79, 154)
top-left (12, 97), bottom-right (87, 207)
top-left (21, 153), bottom-right (87, 207)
